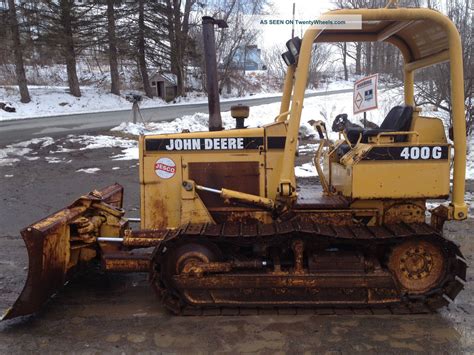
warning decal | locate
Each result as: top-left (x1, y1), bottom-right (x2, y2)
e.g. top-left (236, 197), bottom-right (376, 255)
top-left (353, 74), bottom-right (378, 115)
top-left (155, 157), bottom-right (176, 179)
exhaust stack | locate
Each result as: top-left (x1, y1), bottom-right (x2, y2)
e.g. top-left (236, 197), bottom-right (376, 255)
top-left (202, 16), bottom-right (227, 131)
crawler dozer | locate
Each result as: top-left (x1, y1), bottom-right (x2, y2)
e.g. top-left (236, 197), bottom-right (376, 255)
top-left (3, 6), bottom-right (469, 320)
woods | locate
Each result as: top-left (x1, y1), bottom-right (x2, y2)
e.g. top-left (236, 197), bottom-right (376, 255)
top-left (0, 0), bottom-right (472, 121)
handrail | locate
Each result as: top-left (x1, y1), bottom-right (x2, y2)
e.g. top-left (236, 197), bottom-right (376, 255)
top-left (375, 131), bottom-right (420, 143)
top-left (275, 110), bottom-right (290, 122)
top-left (314, 140), bottom-right (330, 194)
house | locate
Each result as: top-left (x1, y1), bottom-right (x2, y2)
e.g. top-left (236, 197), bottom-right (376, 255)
top-left (149, 72), bottom-right (178, 102)
top-left (229, 45), bottom-right (265, 71)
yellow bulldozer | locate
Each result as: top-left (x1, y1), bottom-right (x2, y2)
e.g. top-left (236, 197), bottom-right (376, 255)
top-left (3, 6), bottom-right (469, 320)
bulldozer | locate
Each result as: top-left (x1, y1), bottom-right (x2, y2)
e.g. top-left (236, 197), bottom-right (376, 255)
top-left (3, 6), bottom-right (469, 320)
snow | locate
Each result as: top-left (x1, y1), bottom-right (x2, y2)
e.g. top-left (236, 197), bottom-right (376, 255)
top-left (68, 134), bottom-right (136, 151)
top-left (13, 137), bottom-right (55, 148)
top-left (54, 134), bottom-right (139, 161)
top-left (112, 87), bottom-right (403, 141)
top-left (295, 162), bottom-right (317, 177)
top-left (0, 136), bottom-right (55, 166)
top-left (46, 156), bottom-right (71, 164)
top-left (76, 168), bottom-right (101, 174)
top-left (0, 81), bottom-right (352, 121)
top-left (0, 134), bottom-right (137, 166)
top-left (298, 143), bottom-right (319, 153)
top-left (0, 86), bottom-right (145, 120)
top-left (111, 147), bottom-right (139, 161)
top-left (466, 135), bottom-right (474, 180)
top-left (67, 135), bottom-right (139, 161)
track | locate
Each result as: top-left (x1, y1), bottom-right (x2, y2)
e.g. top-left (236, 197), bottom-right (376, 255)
top-left (150, 218), bottom-right (467, 315)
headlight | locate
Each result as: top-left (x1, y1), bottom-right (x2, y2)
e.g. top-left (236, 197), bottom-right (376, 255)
top-left (281, 51), bottom-right (296, 66)
top-left (286, 37), bottom-right (302, 57)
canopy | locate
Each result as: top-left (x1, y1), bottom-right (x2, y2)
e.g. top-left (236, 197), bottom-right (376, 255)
top-left (314, 8), bottom-right (455, 65)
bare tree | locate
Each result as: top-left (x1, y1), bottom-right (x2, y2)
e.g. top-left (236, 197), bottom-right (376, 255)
top-left (136, 0), bottom-right (152, 98)
top-left (7, 0), bottom-right (30, 103)
top-left (59, 0), bottom-right (81, 97)
top-left (262, 45), bottom-right (287, 84)
top-left (308, 45), bottom-right (332, 88)
top-left (341, 43), bottom-right (349, 80)
top-left (414, 0), bottom-right (472, 130)
top-left (106, 0), bottom-right (120, 95)
top-left (165, 0), bottom-right (196, 97)
top-left (187, 0), bottom-right (267, 95)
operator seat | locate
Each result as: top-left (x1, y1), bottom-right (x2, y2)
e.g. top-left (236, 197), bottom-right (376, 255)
top-left (337, 105), bottom-right (413, 158)
top-left (345, 105), bottom-right (413, 144)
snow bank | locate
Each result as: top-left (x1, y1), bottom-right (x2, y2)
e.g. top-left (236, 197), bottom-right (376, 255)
top-left (0, 86), bottom-right (167, 121)
top-left (112, 87), bottom-right (404, 139)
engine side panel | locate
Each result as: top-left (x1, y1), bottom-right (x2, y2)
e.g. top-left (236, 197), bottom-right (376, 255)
top-left (139, 128), bottom-right (269, 230)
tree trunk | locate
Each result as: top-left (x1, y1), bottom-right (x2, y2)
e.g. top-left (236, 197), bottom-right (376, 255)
top-left (173, 0), bottom-right (185, 96)
top-left (355, 42), bottom-right (362, 76)
top-left (107, 0), bottom-right (120, 95)
top-left (342, 43), bottom-right (348, 81)
top-left (7, 0), bottom-right (30, 103)
top-left (365, 42), bottom-right (372, 75)
top-left (165, 0), bottom-right (177, 77)
top-left (60, 0), bottom-right (81, 97)
top-left (137, 0), bottom-right (152, 98)
top-left (166, 0), bottom-right (192, 97)
top-left (371, 42), bottom-right (378, 74)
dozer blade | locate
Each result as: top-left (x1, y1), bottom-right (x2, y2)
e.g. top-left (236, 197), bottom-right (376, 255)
top-left (2, 184), bottom-right (124, 321)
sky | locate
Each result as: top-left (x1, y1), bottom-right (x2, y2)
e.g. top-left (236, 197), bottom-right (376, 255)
top-left (257, 0), bottom-right (335, 50)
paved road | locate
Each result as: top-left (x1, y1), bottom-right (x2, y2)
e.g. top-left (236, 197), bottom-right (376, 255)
top-left (0, 89), bottom-right (352, 146)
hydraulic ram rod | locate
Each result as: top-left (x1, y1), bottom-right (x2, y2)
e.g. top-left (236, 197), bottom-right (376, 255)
top-left (97, 237), bottom-right (123, 242)
top-left (196, 185), bottom-right (275, 210)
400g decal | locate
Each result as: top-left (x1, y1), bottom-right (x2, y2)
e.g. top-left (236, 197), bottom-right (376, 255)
top-left (363, 146), bottom-right (449, 161)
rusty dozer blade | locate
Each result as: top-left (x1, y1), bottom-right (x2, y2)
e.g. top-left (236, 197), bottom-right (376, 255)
top-left (2, 184), bottom-right (125, 321)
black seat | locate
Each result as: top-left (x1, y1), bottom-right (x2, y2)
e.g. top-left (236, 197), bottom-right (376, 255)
top-left (345, 105), bottom-right (413, 144)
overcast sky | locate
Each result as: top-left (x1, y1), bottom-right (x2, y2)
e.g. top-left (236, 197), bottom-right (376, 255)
top-left (257, 0), bottom-right (335, 50)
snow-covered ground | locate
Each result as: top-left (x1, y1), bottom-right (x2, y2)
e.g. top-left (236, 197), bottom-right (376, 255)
top-left (112, 87), bottom-right (403, 140)
top-left (0, 86), bottom-right (165, 121)
top-left (0, 81), bottom-right (352, 121)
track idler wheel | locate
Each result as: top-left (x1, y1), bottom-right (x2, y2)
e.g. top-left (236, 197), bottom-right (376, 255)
top-left (388, 240), bottom-right (446, 295)
top-left (160, 242), bottom-right (222, 287)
